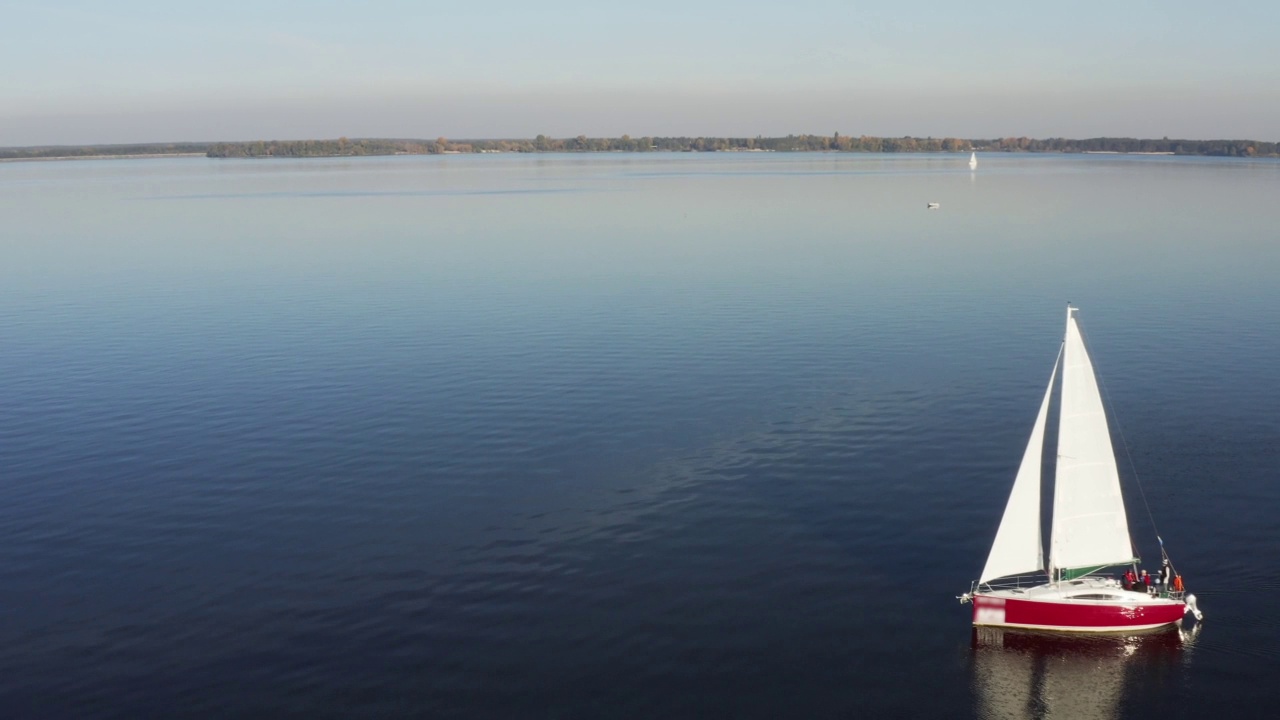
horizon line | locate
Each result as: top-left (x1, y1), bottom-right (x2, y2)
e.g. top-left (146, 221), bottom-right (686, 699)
top-left (5, 133), bottom-right (1279, 151)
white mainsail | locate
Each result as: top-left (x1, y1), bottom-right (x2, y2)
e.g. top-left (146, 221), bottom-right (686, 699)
top-left (1049, 307), bottom-right (1135, 574)
top-left (969, 152), bottom-right (978, 170)
top-left (979, 347), bottom-right (1061, 584)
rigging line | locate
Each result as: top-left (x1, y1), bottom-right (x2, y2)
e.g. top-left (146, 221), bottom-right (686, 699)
top-left (1076, 320), bottom-right (1165, 557)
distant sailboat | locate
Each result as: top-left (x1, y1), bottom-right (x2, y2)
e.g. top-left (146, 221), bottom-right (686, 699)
top-left (969, 152), bottom-right (978, 170)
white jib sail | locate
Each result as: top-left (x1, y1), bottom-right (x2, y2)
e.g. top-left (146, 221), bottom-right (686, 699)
top-left (969, 152), bottom-right (977, 169)
top-left (979, 346), bottom-right (1061, 584)
top-left (1049, 307), bottom-right (1135, 573)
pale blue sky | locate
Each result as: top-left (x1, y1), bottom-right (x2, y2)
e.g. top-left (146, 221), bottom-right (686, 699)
top-left (3, 0), bottom-right (1278, 145)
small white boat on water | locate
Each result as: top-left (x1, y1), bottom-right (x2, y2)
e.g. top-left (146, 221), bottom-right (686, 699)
top-left (927, 202), bottom-right (940, 210)
top-left (969, 152), bottom-right (978, 170)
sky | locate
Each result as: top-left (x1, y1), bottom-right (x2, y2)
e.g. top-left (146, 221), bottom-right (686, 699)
top-left (2, 0), bottom-right (1278, 146)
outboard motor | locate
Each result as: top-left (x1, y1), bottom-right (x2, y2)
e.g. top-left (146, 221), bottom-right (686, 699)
top-left (1184, 593), bottom-right (1204, 621)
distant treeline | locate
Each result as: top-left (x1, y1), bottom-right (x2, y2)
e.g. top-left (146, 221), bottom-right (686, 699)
top-left (0, 142), bottom-right (209, 160)
top-left (205, 135), bottom-right (1280, 158)
top-left (206, 138), bottom-right (427, 157)
top-left (4, 136), bottom-right (1277, 160)
top-left (982, 136), bottom-right (1277, 156)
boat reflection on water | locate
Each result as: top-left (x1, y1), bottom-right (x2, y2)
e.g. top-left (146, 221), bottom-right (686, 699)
top-left (971, 624), bottom-right (1201, 719)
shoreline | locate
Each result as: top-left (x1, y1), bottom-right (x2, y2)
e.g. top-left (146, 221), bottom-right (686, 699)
top-left (3, 149), bottom-right (1277, 163)
top-left (0, 152), bottom-right (208, 163)
top-left (6, 135), bottom-right (1278, 162)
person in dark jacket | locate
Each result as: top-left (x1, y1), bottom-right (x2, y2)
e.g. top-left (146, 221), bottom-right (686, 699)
top-left (1160, 560), bottom-right (1173, 595)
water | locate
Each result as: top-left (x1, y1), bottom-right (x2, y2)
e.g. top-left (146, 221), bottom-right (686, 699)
top-left (1, 152), bottom-right (1278, 718)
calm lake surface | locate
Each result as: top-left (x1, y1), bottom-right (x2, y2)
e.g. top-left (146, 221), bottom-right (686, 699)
top-left (1, 152), bottom-right (1278, 718)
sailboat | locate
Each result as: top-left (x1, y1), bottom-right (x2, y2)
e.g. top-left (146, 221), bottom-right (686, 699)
top-left (969, 151), bottom-right (977, 170)
top-left (959, 306), bottom-right (1203, 632)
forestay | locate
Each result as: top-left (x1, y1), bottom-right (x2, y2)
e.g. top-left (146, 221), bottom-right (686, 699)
top-left (1049, 308), bottom-right (1135, 574)
top-left (979, 347), bottom-right (1061, 584)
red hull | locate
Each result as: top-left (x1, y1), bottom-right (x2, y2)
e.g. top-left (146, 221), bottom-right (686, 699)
top-left (972, 593), bottom-right (1185, 632)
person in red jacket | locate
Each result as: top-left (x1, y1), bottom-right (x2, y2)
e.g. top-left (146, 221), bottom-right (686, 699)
top-left (1123, 568), bottom-right (1137, 591)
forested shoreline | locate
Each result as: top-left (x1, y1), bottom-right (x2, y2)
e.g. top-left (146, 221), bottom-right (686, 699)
top-left (204, 135), bottom-right (1279, 158)
top-left (3, 135), bottom-right (1276, 160)
top-left (0, 143), bottom-right (208, 160)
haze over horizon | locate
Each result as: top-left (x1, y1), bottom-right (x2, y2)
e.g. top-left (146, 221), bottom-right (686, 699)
top-left (4, 0), bottom-right (1279, 147)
